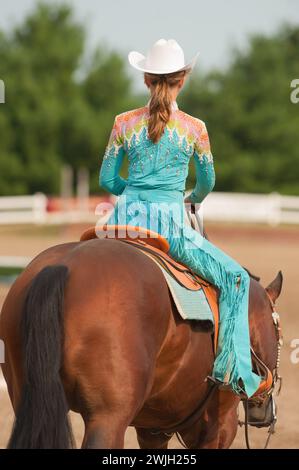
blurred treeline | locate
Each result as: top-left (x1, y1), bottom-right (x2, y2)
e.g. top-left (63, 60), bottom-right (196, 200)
top-left (0, 3), bottom-right (298, 196)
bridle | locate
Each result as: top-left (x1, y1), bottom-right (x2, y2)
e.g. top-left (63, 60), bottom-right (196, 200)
top-left (239, 289), bottom-right (283, 449)
top-left (265, 290), bottom-right (283, 394)
top-left (148, 289), bottom-right (283, 450)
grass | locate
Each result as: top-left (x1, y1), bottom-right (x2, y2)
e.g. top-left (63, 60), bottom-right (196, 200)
top-left (0, 267), bottom-right (23, 276)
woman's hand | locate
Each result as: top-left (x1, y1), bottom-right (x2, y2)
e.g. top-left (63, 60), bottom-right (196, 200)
top-left (184, 195), bottom-right (192, 204)
top-left (184, 196), bottom-right (200, 214)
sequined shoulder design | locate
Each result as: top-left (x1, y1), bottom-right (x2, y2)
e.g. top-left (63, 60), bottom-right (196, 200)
top-left (100, 105), bottom-right (215, 202)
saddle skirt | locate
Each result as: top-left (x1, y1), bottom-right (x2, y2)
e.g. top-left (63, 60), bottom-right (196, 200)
top-left (80, 224), bottom-right (272, 399)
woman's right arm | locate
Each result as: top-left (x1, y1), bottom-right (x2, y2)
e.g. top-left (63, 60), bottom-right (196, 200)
top-left (188, 121), bottom-right (216, 204)
top-left (99, 115), bottom-right (127, 195)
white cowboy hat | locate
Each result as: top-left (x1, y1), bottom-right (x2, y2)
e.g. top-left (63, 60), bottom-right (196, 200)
top-left (128, 38), bottom-right (199, 74)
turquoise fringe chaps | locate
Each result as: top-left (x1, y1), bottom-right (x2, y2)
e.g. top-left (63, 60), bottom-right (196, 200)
top-left (105, 186), bottom-right (261, 397)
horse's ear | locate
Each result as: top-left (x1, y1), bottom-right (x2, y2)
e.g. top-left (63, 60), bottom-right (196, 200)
top-left (265, 271), bottom-right (283, 303)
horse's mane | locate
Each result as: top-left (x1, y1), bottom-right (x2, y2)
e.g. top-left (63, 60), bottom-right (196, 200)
top-left (243, 267), bottom-right (260, 282)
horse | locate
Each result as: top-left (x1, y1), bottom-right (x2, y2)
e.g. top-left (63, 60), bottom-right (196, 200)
top-left (0, 235), bottom-right (283, 449)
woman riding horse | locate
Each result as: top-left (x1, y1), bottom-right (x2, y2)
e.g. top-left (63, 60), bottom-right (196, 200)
top-left (0, 39), bottom-right (282, 449)
top-left (100, 38), bottom-right (261, 397)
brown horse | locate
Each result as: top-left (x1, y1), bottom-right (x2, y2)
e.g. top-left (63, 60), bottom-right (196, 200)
top-left (0, 237), bottom-right (283, 449)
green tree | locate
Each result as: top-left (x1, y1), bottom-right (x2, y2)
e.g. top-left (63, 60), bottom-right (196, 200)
top-left (181, 24), bottom-right (299, 195)
top-left (0, 3), bottom-right (298, 197)
top-left (0, 2), bottom-right (137, 195)
top-left (0, 2), bottom-right (85, 194)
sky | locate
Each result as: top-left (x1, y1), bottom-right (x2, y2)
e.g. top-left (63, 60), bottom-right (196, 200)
top-left (0, 0), bottom-right (299, 90)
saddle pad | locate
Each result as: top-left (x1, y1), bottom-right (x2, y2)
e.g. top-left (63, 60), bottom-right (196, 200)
top-left (149, 255), bottom-right (215, 328)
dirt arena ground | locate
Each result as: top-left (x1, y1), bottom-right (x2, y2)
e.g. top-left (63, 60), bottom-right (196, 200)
top-left (0, 222), bottom-right (298, 449)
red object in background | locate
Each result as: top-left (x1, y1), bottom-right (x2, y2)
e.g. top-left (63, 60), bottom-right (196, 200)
top-left (46, 196), bottom-right (113, 212)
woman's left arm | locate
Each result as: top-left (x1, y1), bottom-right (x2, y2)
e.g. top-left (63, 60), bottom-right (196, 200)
top-left (99, 115), bottom-right (127, 195)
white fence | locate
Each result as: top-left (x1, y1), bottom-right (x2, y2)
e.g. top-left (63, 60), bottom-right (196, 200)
top-left (0, 193), bottom-right (47, 225)
top-left (0, 256), bottom-right (32, 269)
top-left (202, 191), bottom-right (299, 225)
top-left (0, 193), bottom-right (97, 225)
top-left (0, 191), bottom-right (299, 226)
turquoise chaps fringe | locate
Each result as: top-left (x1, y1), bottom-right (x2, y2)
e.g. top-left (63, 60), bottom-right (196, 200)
top-left (105, 186), bottom-right (261, 397)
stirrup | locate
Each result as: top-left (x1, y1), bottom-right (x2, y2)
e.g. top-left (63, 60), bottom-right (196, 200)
top-left (243, 395), bottom-right (277, 429)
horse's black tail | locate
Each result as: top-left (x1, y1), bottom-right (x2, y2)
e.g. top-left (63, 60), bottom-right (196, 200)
top-left (8, 264), bottom-right (75, 449)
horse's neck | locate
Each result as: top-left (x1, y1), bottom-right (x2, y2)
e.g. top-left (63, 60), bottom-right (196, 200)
top-left (249, 280), bottom-right (277, 372)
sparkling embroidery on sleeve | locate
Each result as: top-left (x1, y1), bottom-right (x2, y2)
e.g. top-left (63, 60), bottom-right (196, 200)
top-left (103, 115), bottom-right (124, 160)
top-left (194, 121), bottom-right (214, 163)
top-left (99, 115), bottom-right (127, 195)
top-left (189, 121), bottom-right (216, 203)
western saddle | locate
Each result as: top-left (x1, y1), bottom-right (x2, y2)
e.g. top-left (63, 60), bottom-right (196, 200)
top-left (80, 224), bottom-right (274, 401)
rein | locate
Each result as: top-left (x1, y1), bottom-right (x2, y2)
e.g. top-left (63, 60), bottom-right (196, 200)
top-left (148, 291), bottom-right (283, 450)
top-left (148, 380), bottom-right (219, 448)
top-left (239, 290), bottom-right (283, 449)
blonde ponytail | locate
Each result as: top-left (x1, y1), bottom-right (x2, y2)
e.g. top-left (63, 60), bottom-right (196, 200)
top-left (144, 69), bottom-right (190, 143)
